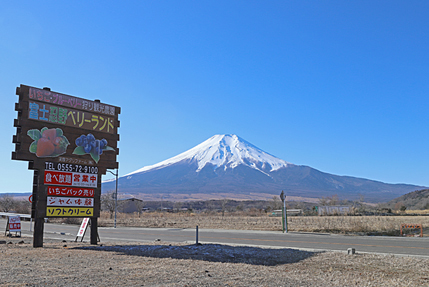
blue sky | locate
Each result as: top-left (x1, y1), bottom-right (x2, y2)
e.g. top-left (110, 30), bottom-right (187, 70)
top-left (1, 1), bottom-right (428, 193)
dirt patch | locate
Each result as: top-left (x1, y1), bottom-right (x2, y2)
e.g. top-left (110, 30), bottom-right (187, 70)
top-left (1, 235), bottom-right (429, 286)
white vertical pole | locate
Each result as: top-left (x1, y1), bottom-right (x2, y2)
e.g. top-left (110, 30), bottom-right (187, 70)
top-left (114, 169), bottom-right (118, 228)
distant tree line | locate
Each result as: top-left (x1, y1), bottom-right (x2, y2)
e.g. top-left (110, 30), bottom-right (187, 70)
top-left (136, 197), bottom-right (320, 215)
top-left (0, 194), bottom-right (31, 214)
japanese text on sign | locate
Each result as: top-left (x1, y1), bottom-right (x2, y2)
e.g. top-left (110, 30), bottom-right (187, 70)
top-left (8, 216), bottom-right (21, 232)
top-left (47, 186), bottom-right (94, 197)
top-left (58, 157), bottom-right (95, 166)
top-left (44, 170), bottom-right (98, 188)
top-left (77, 218), bottom-right (90, 237)
top-left (28, 102), bottom-right (115, 134)
top-left (47, 197), bottom-right (94, 207)
top-left (46, 207), bottom-right (93, 217)
top-left (28, 87), bottom-right (116, 116)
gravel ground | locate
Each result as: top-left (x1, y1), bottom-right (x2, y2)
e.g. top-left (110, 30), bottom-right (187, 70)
top-left (1, 235), bottom-right (429, 286)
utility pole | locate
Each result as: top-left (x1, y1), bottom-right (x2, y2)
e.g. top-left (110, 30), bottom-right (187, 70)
top-left (107, 169), bottom-right (119, 228)
top-left (280, 190), bottom-right (288, 233)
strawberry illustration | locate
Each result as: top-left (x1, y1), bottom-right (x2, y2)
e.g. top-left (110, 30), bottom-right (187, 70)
top-left (36, 137), bottom-right (55, 157)
top-left (28, 127), bottom-right (70, 158)
top-left (53, 136), bottom-right (68, 154)
top-left (42, 128), bottom-right (57, 141)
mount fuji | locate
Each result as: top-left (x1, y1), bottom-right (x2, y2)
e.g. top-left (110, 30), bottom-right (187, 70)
top-left (102, 134), bottom-right (425, 202)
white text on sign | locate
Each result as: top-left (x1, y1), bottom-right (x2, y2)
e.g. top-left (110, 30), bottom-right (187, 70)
top-left (44, 170), bottom-right (98, 187)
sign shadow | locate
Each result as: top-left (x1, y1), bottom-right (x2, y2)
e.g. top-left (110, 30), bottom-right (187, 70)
top-left (74, 243), bottom-right (319, 266)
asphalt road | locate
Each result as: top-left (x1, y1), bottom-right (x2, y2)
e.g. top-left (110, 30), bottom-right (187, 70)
top-left (2, 218), bottom-right (429, 258)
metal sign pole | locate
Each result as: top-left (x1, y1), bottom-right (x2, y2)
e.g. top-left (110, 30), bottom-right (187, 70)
top-left (280, 191), bottom-right (285, 233)
top-left (115, 169), bottom-right (118, 228)
top-left (107, 169), bottom-right (119, 228)
top-left (284, 197), bottom-right (288, 233)
top-left (108, 169), bottom-right (119, 228)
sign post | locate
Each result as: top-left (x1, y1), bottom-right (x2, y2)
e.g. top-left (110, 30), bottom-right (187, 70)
top-left (280, 190), bottom-right (288, 233)
top-left (12, 85), bottom-right (120, 247)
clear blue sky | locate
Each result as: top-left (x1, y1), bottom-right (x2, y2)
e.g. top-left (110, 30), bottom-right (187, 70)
top-left (1, 1), bottom-right (428, 193)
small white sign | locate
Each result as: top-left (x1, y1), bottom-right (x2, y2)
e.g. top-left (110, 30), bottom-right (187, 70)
top-left (77, 218), bottom-right (90, 237)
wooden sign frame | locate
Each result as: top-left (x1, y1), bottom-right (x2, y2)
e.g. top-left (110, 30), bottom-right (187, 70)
top-left (12, 85), bottom-right (120, 247)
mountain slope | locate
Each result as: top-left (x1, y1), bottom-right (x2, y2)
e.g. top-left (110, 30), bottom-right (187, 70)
top-left (102, 134), bottom-right (426, 202)
top-left (385, 189), bottom-right (429, 210)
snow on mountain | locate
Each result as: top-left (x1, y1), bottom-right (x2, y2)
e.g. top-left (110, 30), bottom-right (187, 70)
top-left (125, 134), bottom-right (290, 177)
top-left (103, 134), bottom-right (427, 202)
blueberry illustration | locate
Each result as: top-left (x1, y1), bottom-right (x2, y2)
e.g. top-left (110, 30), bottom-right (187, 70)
top-left (100, 139), bottom-right (107, 149)
top-left (81, 136), bottom-right (88, 146)
top-left (87, 134), bottom-right (95, 143)
top-left (90, 140), bottom-right (97, 150)
top-left (75, 137), bottom-right (83, 147)
top-left (93, 140), bottom-right (103, 155)
top-left (83, 144), bottom-right (92, 153)
top-left (78, 135), bottom-right (89, 147)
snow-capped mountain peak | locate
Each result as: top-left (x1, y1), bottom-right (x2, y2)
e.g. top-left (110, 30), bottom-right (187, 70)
top-left (103, 134), bottom-right (426, 203)
top-left (125, 134), bottom-right (290, 176)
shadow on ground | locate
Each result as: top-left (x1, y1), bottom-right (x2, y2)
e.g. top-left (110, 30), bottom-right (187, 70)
top-left (73, 243), bottom-right (318, 266)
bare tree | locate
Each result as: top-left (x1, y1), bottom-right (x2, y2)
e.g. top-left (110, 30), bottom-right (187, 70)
top-left (221, 198), bottom-right (230, 217)
top-left (329, 195), bottom-right (339, 206)
top-left (318, 196), bottom-right (329, 206)
top-left (101, 191), bottom-right (117, 219)
top-left (134, 199), bottom-right (145, 217)
top-left (318, 195), bottom-right (340, 206)
top-left (206, 200), bottom-right (216, 212)
top-left (353, 194), bottom-right (365, 213)
top-left (268, 196), bottom-right (282, 211)
top-left (0, 195), bottom-right (17, 212)
top-left (394, 201), bottom-right (406, 212)
top-left (15, 200), bottom-right (31, 214)
top-left (173, 201), bottom-right (182, 212)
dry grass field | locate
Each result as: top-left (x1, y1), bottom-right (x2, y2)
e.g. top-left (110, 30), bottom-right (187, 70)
top-left (95, 211), bottom-right (429, 236)
top-left (5, 211), bottom-right (429, 285)
top-left (2, 236), bottom-right (429, 286)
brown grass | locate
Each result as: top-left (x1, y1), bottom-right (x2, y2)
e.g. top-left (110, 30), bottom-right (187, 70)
top-left (96, 211), bottom-right (429, 235)
top-left (404, 209), bottom-right (429, 214)
top-left (3, 237), bottom-right (429, 286)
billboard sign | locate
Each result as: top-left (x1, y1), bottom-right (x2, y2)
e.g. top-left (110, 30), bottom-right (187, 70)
top-left (12, 85), bottom-right (120, 222)
top-left (13, 85), bottom-right (120, 170)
